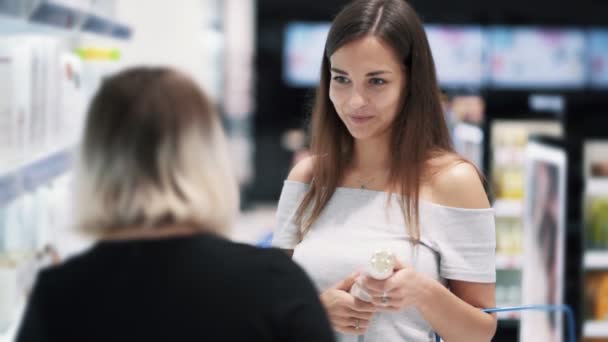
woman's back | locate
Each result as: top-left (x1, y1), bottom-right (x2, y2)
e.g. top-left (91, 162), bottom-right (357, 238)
top-left (17, 233), bottom-right (334, 341)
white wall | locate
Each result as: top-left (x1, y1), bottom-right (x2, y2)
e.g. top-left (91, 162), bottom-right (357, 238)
top-left (113, 0), bottom-right (255, 184)
top-left (114, 0), bottom-right (218, 95)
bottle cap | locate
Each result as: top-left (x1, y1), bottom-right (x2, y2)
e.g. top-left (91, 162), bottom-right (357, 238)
top-left (368, 248), bottom-right (395, 280)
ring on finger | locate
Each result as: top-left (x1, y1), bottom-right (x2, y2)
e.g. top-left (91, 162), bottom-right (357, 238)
top-left (381, 294), bottom-right (390, 306)
top-left (355, 318), bottom-right (360, 330)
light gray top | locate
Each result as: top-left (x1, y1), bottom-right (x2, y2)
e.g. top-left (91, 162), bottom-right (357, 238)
top-left (272, 180), bottom-right (496, 342)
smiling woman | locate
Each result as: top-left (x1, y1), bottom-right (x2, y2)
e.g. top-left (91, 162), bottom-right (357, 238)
top-left (328, 36), bottom-right (406, 141)
top-left (271, 0), bottom-right (497, 342)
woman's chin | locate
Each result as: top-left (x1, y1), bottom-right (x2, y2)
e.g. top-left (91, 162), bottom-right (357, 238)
top-left (345, 125), bottom-right (373, 140)
top-left (347, 126), bottom-right (388, 142)
top-left (348, 130), bottom-right (374, 140)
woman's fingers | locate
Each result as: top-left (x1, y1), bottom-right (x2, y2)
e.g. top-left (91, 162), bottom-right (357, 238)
top-left (349, 296), bottom-right (377, 312)
top-left (334, 317), bottom-right (370, 335)
top-left (345, 308), bottom-right (374, 321)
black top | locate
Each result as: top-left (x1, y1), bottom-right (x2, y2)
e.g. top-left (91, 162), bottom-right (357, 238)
top-left (16, 233), bottom-right (335, 342)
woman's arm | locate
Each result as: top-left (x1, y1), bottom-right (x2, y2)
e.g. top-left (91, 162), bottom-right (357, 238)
top-left (421, 161), bottom-right (497, 341)
top-left (415, 276), bottom-right (496, 342)
top-left (277, 155), bottom-right (314, 260)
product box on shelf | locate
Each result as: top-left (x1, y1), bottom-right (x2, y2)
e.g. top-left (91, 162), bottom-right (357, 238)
top-left (58, 52), bottom-right (85, 144)
top-left (585, 271), bottom-right (608, 322)
top-left (583, 271), bottom-right (608, 339)
top-left (491, 120), bottom-right (562, 200)
top-left (586, 193), bottom-right (608, 251)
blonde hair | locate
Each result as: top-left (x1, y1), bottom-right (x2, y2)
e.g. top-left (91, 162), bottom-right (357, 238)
top-left (74, 67), bottom-right (238, 237)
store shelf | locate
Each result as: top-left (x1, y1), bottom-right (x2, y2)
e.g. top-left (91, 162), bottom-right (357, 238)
top-left (584, 320), bottom-right (608, 338)
top-left (0, 303), bottom-right (24, 342)
top-left (0, 174), bottom-right (19, 209)
top-left (584, 251), bottom-right (608, 270)
top-left (0, 1), bottom-right (131, 40)
top-left (586, 178), bottom-right (608, 197)
top-left (0, 148), bottom-right (73, 206)
top-left (496, 254), bottom-right (523, 270)
top-left (493, 199), bottom-right (523, 218)
top-left (453, 123), bottom-right (484, 144)
top-left (0, 267), bottom-right (25, 342)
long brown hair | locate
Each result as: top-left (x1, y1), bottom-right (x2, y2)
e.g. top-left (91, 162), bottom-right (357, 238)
top-left (295, 0), bottom-right (456, 240)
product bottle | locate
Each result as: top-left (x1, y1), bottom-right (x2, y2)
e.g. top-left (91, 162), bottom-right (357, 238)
top-left (350, 249), bottom-right (395, 302)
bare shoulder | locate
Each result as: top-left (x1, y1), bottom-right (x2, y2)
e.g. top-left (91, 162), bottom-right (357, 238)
top-left (427, 154), bottom-right (490, 209)
top-left (287, 155), bottom-right (315, 183)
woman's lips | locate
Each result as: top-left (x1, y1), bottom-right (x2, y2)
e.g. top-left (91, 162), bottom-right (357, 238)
top-left (349, 115), bottom-right (374, 125)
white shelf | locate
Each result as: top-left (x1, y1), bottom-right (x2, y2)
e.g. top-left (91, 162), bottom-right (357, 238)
top-left (0, 145), bottom-right (73, 206)
top-left (496, 254), bottom-right (523, 270)
top-left (584, 320), bottom-right (608, 338)
top-left (0, 304), bottom-right (23, 342)
top-left (0, 3), bottom-right (132, 40)
top-left (0, 144), bottom-right (71, 178)
top-left (0, 267), bottom-right (25, 342)
top-left (586, 178), bottom-right (608, 197)
top-left (493, 199), bottom-right (523, 218)
top-left (584, 251), bottom-right (608, 270)
top-left (453, 123), bottom-right (483, 144)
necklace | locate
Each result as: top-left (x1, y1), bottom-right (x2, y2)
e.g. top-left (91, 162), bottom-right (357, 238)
top-left (356, 170), bottom-right (388, 189)
top-left (358, 174), bottom-right (377, 189)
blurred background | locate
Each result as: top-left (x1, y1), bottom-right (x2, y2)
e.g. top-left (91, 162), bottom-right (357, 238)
top-left (1, 0), bottom-right (608, 341)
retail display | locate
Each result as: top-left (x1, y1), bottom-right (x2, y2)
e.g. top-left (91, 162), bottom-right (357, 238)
top-left (283, 23), bottom-right (605, 90)
top-left (586, 196), bottom-right (608, 250)
top-left (589, 30), bottom-right (608, 88)
top-left (491, 121), bottom-right (562, 200)
top-left (585, 272), bottom-right (608, 322)
top-left (496, 217), bottom-right (523, 256)
top-left (446, 95), bottom-right (485, 169)
top-left (583, 271), bottom-right (608, 340)
top-left (520, 139), bottom-right (567, 342)
top-left (495, 270), bottom-right (522, 319)
top-left (582, 141), bottom-right (608, 340)
top-left (283, 22), bottom-right (331, 87)
top-left (490, 121), bottom-right (563, 320)
top-left (425, 25), bottom-right (484, 88)
top-left (488, 27), bottom-right (586, 89)
top-left (0, 7), bottom-right (129, 339)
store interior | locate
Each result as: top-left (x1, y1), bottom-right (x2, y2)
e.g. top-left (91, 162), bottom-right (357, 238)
top-left (1, 0), bottom-right (608, 341)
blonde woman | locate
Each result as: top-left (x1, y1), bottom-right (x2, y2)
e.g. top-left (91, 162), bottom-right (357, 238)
top-left (272, 0), bottom-right (497, 341)
top-left (17, 67), bottom-right (334, 342)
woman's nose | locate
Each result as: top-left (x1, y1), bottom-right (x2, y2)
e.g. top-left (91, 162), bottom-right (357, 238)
top-left (348, 87), bottom-right (367, 109)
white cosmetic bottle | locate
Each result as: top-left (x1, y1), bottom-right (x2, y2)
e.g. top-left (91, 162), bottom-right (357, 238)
top-left (350, 248), bottom-right (395, 302)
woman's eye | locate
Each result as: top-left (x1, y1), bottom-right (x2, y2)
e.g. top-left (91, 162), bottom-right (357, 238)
top-left (332, 76), bottom-right (350, 84)
top-left (369, 78), bottom-right (387, 85)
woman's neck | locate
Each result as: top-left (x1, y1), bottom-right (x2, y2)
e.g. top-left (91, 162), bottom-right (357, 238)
top-left (101, 223), bottom-right (208, 241)
top-left (351, 135), bottom-right (391, 172)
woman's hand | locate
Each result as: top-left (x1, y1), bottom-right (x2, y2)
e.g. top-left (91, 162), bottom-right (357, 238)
top-left (320, 272), bottom-right (377, 335)
top-left (359, 259), bottom-right (427, 312)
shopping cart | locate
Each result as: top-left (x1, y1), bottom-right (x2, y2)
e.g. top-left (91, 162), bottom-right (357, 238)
top-left (434, 304), bottom-right (576, 342)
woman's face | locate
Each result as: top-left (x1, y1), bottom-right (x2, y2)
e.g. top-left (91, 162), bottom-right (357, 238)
top-left (329, 35), bottom-right (406, 141)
